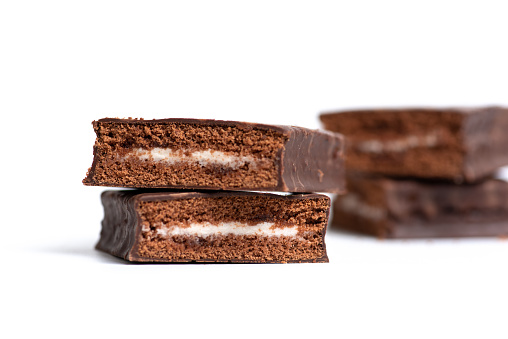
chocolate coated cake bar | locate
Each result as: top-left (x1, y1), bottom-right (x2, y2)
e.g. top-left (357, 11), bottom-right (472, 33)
top-left (320, 107), bottom-right (508, 182)
top-left (333, 174), bottom-right (508, 238)
top-left (97, 190), bottom-right (330, 263)
top-left (84, 118), bottom-right (345, 193)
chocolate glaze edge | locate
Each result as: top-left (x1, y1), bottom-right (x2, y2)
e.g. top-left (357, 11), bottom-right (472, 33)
top-left (319, 105), bottom-right (506, 118)
top-left (462, 107), bottom-right (508, 181)
top-left (281, 126), bottom-right (345, 194)
top-left (95, 191), bottom-right (140, 260)
top-left (95, 117), bottom-right (294, 135)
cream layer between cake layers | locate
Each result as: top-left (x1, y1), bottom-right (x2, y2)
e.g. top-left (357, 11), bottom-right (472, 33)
top-left (127, 147), bottom-right (259, 169)
top-left (356, 131), bottom-right (440, 154)
top-left (145, 222), bottom-right (301, 238)
top-left (337, 194), bottom-right (386, 221)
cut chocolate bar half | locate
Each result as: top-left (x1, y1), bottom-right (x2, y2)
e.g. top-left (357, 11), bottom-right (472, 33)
top-left (97, 190), bottom-right (330, 263)
top-left (333, 174), bottom-right (508, 238)
top-left (83, 118), bottom-right (345, 193)
top-left (320, 106), bottom-right (508, 182)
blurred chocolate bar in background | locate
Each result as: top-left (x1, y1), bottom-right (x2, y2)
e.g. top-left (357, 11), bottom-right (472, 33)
top-left (320, 107), bottom-right (508, 183)
top-left (321, 106), bottom-right (508, 238)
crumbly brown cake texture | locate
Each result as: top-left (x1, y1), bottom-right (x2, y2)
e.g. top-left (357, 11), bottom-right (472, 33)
top-left (320, 106), bottom-right (508, 182)
top-left (83, 118), bottom-right (345, 193)
top-left (97, 190), bottom-right (330, 263)
top-left (333, 174), bottom-right (508, 238)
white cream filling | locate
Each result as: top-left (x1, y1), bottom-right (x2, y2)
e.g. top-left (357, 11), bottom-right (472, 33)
top-left (356, 132), bottom-right (440, 154)
top-left (153, 221), bottom-right (299, 238)
top-left (129, 147), bottom-right (257, 169)
top-left (338, 194), bottom-right (386, 221)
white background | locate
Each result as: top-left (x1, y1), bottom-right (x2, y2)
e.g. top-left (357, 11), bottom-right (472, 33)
top-left (1, 1), bottom-right (508, 338)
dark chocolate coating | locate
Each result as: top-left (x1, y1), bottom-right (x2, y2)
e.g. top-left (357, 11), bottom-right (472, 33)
top-left (333, 174), bottom-right (508, 238)
top-left (97, 190), bottom-right (330, 263)
top-left (84, 118), bottom-right (345, 193)
top-left (280, 124), bottom-right (344, 193)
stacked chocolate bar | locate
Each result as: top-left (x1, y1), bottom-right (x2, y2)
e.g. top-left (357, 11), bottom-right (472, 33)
top-left (320, 107), bottom-right (508, 238)
top-left (83, 118), bottom-right (346, 262)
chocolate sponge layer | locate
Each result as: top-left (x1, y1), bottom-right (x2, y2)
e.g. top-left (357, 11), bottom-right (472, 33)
top-left (84, 118), bottom-right (345, 193)
top-left (97, 190), bottom-right (330, 263)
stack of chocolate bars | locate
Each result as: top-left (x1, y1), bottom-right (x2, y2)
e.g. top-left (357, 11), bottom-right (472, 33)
top-left (83, 118), bottom-right (346, 263)
top-left (320, 107), bottom-right (508, 238)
